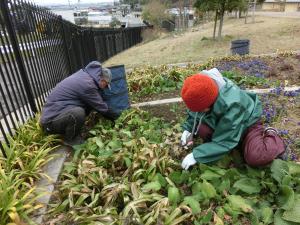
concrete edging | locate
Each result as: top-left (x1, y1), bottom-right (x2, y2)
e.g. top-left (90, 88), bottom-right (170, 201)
top-left (33, 147), bottom-right (70, 224)
top-left (131, 86), bottom-right (300, 108)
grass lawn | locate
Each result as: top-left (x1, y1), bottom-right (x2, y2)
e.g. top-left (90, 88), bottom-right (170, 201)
top-left (104, 16), bottom-right (300, 68)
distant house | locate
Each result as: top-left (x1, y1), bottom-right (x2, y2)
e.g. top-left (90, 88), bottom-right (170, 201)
top-left (262, 0), bottom-right (300, 12)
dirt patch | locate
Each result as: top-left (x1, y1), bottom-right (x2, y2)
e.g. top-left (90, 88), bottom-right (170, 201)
top-left (264, 54), bottom-right (300, 85)
top-left (131, 89), bottom-right (180, 104)
top-left (140, 102), bottom-right (186, 123)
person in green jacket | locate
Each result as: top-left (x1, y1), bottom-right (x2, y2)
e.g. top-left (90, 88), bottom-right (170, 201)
top-left (180, 68), bottom-right (286, 170)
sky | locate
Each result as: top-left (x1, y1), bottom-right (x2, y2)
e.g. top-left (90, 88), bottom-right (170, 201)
top-left (31, 0), bottom-right (114, 6)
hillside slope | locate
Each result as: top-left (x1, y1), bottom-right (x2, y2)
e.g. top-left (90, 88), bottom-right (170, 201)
top-left (104, 16), bottom-right (300, 68)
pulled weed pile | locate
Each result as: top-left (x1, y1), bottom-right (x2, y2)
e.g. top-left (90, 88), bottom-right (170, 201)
top-left (46, 109), bottom-right (300, 225)
top-left (0, 115), bottom-right (59, 224)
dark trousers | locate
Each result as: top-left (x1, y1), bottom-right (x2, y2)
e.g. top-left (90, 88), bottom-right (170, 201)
top-left (42, 107), bottom-right (86, 141)
top-left (198, 122), bottom-right (285, 167)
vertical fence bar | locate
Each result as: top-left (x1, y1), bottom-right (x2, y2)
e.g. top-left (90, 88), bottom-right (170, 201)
top-left (0, 66), bottom-right (17, 133)
top-left (11, 0), bottom-right (43, 110)
top-left (0, 18), bottom-right (32, 120)
top-left (23, 1), bottom-right (53, 100)
top-left (25, 2), bottom-right (55, 96)
top-left (59, 16), bottom-right (72, 75)
top-left (0, 103), bottom-right (9, 157)
top-left (42, 8), bottom-right (66, 85)
top-left (0, 0), bottom-right (37, 113)
top-left (32, 4), bottom-right (56, 91)
top-left (13, 0), bottom-right (45, 110)
top-left (0, 37), bottom-right (24, 124)
top-left (44, 9), bottom-right (69, 82)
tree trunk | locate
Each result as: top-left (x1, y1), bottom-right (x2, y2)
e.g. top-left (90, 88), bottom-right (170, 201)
top-left (218, 6), bottom-right (225, 40)
top-left (252, 0), bottom-right (257, 23)
top-left (213, 11), bottom-right (218, 40)
top-left (244, 2), bottom-right (249, 24)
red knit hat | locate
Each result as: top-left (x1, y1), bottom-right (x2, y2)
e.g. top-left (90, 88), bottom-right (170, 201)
top-left (181, 74), bottom-right (218, 112)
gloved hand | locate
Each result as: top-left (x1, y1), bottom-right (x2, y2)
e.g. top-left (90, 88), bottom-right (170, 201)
top-left (181, 130), bottom-right (193, 146)
top-left (102, 108), bottom-right (120, 121)
top-left (181, 153), bottom-right (197, 170)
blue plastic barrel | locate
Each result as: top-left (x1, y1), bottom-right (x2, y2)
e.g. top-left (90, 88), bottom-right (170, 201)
top-left (231, 39), bottom-right (250, 55)
top-left (100, 65), bottom-right (130, 116)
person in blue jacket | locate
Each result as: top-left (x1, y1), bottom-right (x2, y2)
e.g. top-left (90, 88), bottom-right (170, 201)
top-left (40, 61), bottom-right (117, 141)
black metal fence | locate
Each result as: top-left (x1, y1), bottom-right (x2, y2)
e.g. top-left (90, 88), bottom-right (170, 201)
top-left (0, 0), bottom-right (144, 156)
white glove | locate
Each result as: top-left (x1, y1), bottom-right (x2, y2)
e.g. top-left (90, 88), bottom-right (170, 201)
top-left (181, 130), bottom-right (191, 146)
top-left (181, 153), bottom-right (197, 170)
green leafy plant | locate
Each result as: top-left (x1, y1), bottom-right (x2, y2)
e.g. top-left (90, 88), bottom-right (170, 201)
top-left (44, 109), bottom-right (300, 224)
top-left (0, 114), bottom-right (60, 224)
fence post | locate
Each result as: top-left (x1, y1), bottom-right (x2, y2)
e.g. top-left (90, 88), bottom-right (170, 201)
top-left (0, 0), bottom-right (37, 113)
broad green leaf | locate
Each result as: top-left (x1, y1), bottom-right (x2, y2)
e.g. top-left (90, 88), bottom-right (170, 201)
top-left (217, 179), bottom-right (230, 194)
top-left (224, 203), bottom-right (241, 218)
top-left (142, 181), bottom-right (161, 191)
top-left (200, 170), bottom-right (221, 180)
top-left (274, 209), bottom-right (298, 225)
top-left (201, 180), bottom-right (217, 199)
top-left (249, 211), bottom-right (260, 225)
top-left (124, 157), bottom-right (132, 167)
top-left (183, 196), bottom-right (201, 214)
top-left (282, 196), bottom-right (300, 223)
top-left (271, 160), bottom-right (289, 183)
top-left (192, 182), bottom-right (202, 196)
top-left (169, 171), bottom-right (189, 185)
top-left (95, 137), bottom-right (104, 148)
top-left (223, 168), bottom-right (241, 181)
top-left (246, 166), bottom-right (263, 178)
top-left (216, 207), bottom-right (225, 220)
top-left (168, 187), bottom-right (181, 206)
top-left (153, 173), bottom-right (167, 187)
top-left (169, 171), bottom-right (182, 185)
top-left (277, 185), bottom-right (295, 210)
top-left (261, 207), bottom-right (274, 224)
top-left (282, 175), bottom-right (292, 186)
top-left (233, 178), bottom-right (261, 194)
top-left (107, 140), bottom-right (122, 149)
top-left (227, 195), bottom-right (253, 213)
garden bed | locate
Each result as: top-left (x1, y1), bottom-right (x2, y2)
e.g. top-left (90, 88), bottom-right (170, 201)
top-left (128, 53), bottom-right (300, 103)
top-left (40, 53), bottom-right (300, 225)
top-left (3, 53), bottom-right (300, 224)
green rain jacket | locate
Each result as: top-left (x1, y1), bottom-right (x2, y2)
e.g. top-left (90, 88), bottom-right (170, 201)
top-left (182, 78), bottom-right (263, 163)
